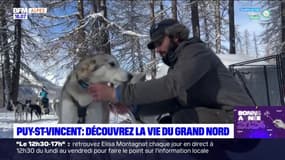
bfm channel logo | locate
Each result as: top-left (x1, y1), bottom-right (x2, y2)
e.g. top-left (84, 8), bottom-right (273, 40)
top-left (13, 8), bottom-right (47, 20)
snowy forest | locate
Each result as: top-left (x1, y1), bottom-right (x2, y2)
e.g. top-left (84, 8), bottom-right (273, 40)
top-left (1, 0), bottom-right (285, 111)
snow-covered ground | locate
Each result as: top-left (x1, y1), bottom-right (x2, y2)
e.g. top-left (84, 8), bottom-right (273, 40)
top-left (216, 54), bottom-right (269, 67)
top-left (0, 107), bottom-right (58, 138)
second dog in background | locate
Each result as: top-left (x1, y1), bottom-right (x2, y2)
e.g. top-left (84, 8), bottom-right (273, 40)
top-left (25, 100), bottom-right (42, 121)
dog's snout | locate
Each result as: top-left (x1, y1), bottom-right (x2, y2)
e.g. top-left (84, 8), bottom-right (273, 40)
top-left (127, 73), bottom-right (133, 81)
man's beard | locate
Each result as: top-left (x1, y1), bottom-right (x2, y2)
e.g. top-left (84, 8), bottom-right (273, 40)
top-left (162, 39), bottom-right (179, 67)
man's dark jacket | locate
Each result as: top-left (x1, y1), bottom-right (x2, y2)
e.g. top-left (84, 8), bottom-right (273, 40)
top-left (118, 38), bottom-right (254, 123)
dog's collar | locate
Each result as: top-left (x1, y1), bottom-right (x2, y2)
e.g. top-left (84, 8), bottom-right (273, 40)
top-left (75, 73), bottom-right (89, 89)
top-left (78, 79), bottom-right (89, 89)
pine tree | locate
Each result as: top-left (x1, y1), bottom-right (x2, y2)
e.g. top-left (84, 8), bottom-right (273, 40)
top-left (244, 29), bottom-right (250, 56)
top-left (190, 0), bottom-right (200, 38)
top-left (253, 32), bottom-right (259, 58)
top-left (229, 0), bottom-right (236, 54)
top-left (215, 0), bottom-right (221, 54)
top-left (10, 0), bottom-right (22, 105)
top-left (172, 0), bottom-right (177, 20)
top-left (261, 1), bottom-right (281, 55)
top-left (0, 4), bottom-right (12, 110)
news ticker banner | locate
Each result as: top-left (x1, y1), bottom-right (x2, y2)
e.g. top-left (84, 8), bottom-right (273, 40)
top-left (13, 124), bottom-right (234, 139)
top-left (12, 107), bottom-right (285, 139)
top-left (234, 106), bottom-right (285, 138)
top-left (1, 139), bottom-right (263, 160)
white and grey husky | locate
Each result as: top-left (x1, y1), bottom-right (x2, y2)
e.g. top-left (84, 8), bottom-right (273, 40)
top-left (57, 54), bottom-right (132, 123)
